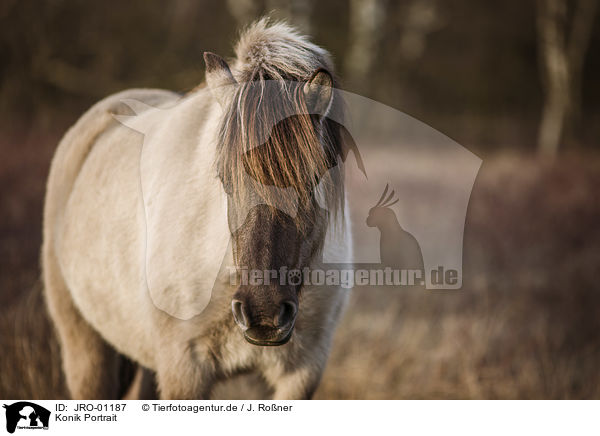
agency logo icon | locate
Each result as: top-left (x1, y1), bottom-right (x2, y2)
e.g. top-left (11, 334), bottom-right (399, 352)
top-left (366, 183), bottom-right (424, 271)
top-left (2, 402), bottom-right (50, 434)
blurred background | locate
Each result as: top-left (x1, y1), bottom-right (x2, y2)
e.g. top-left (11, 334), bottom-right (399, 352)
top-left (1, 0), bottom-right (599, 398)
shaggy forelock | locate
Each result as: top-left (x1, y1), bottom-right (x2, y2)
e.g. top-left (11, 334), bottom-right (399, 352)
top-left (233, 18), bottom-right (333, 81)
top-left (216, 18), bottom-right (344, 230)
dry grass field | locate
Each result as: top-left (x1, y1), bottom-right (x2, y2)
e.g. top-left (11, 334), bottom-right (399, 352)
top-left (1, 126), bottom-right (599, 399)
top-left (317, 151), bottom-right (600, 399)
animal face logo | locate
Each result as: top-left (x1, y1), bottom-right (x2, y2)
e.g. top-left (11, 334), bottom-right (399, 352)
top-left (3, 402), bottom-right (50, 433)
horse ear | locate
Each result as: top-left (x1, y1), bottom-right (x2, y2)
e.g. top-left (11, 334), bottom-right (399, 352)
top-left (303, 69), bottom-right (334, 118)
top-left (203, 52), bottom-right (238, 107)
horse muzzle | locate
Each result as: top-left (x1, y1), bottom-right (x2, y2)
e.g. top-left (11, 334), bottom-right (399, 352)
top-left (231, 289), bottom-right (298, 346)
top-left (242, 324), bottom-right (295, 346)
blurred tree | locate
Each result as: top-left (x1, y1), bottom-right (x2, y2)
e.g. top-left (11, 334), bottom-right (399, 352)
top-left (266, 0), bottom-right (313, 33)
top-left (226, 0), bottom-right (312, 33)
top-left (536, 0), bottom-right (598, 155)
top-left (398, 0), bottom-right (441, 62)
top-left (227, 0), bottom-right (262, 26)
top-left (0, 0), bottom-right (598, 151)
top-left (344, 0), bottom-right (386, 89)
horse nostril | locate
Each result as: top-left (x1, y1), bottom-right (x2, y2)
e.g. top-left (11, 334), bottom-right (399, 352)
top-left (275, 301), bottom-right (298, 328)
top-left (232, 299), bottom-right (249, 329)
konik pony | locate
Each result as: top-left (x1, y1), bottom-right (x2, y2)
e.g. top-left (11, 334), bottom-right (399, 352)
top-left (42, 19), bottom-right (353, 399)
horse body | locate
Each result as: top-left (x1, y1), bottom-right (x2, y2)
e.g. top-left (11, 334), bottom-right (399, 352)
top-left (43, 20), bottom-right (352, 399)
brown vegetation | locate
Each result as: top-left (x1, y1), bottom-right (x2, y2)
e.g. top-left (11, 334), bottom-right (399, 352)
top-left (1, 127), bottom-right (598, 398)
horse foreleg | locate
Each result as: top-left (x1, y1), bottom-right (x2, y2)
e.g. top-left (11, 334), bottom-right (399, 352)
top-left (155, 343), bottom-right (218, 400)
top-left (43, 255), bottom-right (120, 399)
top-left (266, 366), bottom-right (323, 400)
top-left (122, 366), bottom-right (157, 400)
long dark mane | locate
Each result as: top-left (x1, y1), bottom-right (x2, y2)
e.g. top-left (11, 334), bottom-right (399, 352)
top-left (215, 19), bottom-right (345, 230)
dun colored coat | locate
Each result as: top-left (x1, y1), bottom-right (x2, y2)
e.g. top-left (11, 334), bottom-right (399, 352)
top-left (42, 19), bottom-right (353, 399)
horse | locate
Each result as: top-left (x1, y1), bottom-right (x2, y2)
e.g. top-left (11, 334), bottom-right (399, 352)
top-left (42, 18), bottom-right (353, 400)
